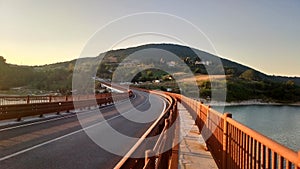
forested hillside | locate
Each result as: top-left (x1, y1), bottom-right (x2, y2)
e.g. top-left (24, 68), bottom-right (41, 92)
top-left (0, 56), bottom-right (72, 94)
top-left (0, 43), bottom-right (300, 102)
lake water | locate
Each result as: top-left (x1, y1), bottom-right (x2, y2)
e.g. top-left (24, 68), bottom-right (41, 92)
top-left (213, 105), bottom-right (300, 152)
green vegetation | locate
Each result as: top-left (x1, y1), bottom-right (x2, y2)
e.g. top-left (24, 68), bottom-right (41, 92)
top-left (225, 77), bottom-right (300, 103)
top-left (239, 69), bottom-right (260, 81)
top-left (1, 43), bottom-right (300, 103)
top-left (131, 69), bottom-right (168, 82)
top-left (0, 56), bottom-right (35, 90)
top-left (0, 56), bottom-right (72, 94)
top-left (131, 68), bottom-right (300, 103)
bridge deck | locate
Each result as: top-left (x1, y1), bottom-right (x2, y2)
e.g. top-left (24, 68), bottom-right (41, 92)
top-left (178, 103), bottom-right (218, 169)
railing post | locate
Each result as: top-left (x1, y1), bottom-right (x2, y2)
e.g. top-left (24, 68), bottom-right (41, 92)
top-left (169, 110), bottom-right (174, 124)
top-left (145, 150), bottom-right (155, 169)
top-left (16, 116), bottom-right (22, 121)
top-left (165, 118), bottom-right (170, 130)
top-left (222, 113), bottom-right (232, 169)
top-left (27, 95), bottom-right (30, 104)
top-left (49, 95), bottom-right (52, 102)
top-left (198, 102), bottom-right (202, 129)
top-left (205, 105), bottom-right (211, 140)
top-left (297, 150), bottom-right (300, 169)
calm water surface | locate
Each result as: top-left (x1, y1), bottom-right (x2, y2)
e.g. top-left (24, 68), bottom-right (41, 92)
top-left (213, 105), bottom-right (300, 152)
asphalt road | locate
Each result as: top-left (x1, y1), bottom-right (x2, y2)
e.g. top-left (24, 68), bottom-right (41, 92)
top-left (0, 90), bottom-right (166, 169)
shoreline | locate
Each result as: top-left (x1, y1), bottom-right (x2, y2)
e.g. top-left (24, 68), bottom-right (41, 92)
top-left (201, 100), bottom-right (300, 107)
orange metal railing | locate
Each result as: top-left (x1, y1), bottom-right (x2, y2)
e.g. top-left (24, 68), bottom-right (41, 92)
top-left (0, 93), bottom-right (114, 105)
top-left (170, 93), bottom-right (300, 169)
top-left (114, 89), bottom-right (179, 169)
top-left (0, 92), bottom-right (130, 121)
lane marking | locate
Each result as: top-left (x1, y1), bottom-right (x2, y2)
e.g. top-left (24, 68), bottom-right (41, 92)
top-left (0, 115), bottom-right (98, 148)
top-left (0, 93), bottom-right (165, 162)
top-left (0, 93), bottom-right (141, 147)
top-left (0, 109), bottom-right (131, 161)
top-left (0, 94), bottom-right (142, 148)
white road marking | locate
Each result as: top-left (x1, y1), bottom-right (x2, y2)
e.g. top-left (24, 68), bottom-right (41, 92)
top-left (0, 93), bottom-right (165, 162)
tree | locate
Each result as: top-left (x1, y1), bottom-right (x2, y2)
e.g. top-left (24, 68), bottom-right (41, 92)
top-left (239, 69), bottom-right (258, 81)
top-left (225, 68), bottom-right (235, 75)
top-left (68, 63), bottom-right (74, 73)
top-left (146, 70), bottom-right (153, 77)
top-left (0, 56), bottom-right (6, 65)
top-left (286, 80), bottom-right (295, 86)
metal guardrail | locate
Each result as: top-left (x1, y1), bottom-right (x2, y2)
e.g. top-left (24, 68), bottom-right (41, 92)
top-left (0, 93), bottom-right (113, 105)
top-left (143, 97), bottom-right (178, 169)
top-left (0, 93), bottom-right (130, 121)
top-left (114, 89), bottom-right (179, 169)
top-left (171, 93), bottom-right (300, 169)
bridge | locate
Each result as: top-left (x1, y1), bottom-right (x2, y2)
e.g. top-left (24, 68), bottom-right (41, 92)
top-left (0, 86), bottom-right (299, 169)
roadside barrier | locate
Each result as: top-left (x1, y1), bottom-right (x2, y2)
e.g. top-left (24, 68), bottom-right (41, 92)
top-left (114, 89), bottom-right (179, 169)
top-left (0, 93), bottom-right (130, 121)
top-left (170, 93), bottom-right (300, 169)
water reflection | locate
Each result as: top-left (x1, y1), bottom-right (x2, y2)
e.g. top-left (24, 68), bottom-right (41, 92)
top-left (213, 105), bottom-right (300, 151)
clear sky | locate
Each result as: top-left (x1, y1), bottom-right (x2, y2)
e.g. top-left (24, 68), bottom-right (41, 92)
top-left (0, 0), bottom-right (299, 76)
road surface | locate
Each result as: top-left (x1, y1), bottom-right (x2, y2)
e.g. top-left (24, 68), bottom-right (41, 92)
top-left (0, 90), bottom-right (166, 169)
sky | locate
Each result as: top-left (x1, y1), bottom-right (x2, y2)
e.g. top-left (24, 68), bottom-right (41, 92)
top-left (0, 0), bottom-right (299, 76)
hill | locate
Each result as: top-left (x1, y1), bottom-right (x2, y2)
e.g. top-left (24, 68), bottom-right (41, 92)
top-left (98, 43), bottom-right (300, 84)
top-left (0, 44), bottom-right (299, 102)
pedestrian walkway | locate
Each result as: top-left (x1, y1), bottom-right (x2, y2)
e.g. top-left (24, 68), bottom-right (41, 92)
top-left (178, 103), bottom-right (218, 169)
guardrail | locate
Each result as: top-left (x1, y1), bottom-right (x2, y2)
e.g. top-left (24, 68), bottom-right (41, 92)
top-left (114, 89), bottom-right (179, 169)
top-left (171, 93), bottom-right (300, 169)
top-left (143, 97), bottom-right (178, 169)
top-left (0, 93), bottom-right (130, 121)
top-left (0, 93), bottom-right (113, 105)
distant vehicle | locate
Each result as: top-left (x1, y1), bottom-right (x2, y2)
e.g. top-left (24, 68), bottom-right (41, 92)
top-left (128, 90), bottom-right (133, 97)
